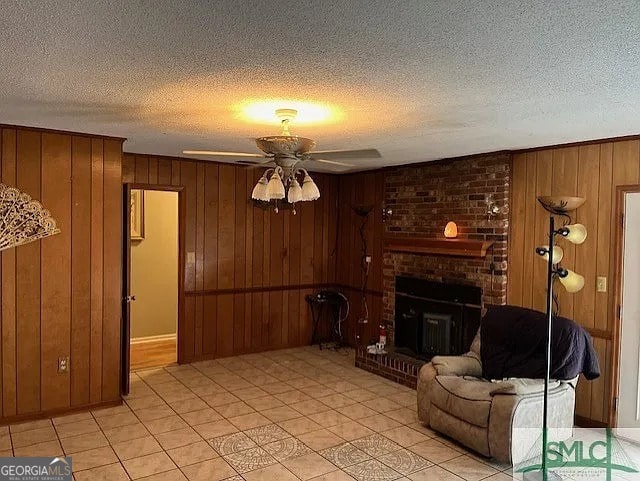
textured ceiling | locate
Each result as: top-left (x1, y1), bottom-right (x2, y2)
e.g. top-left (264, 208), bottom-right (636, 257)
top-left (1, 1), bottom-right (639, 171)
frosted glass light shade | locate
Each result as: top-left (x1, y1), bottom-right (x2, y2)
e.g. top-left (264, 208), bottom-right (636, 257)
top-left (301, 173), bottom-right (320, 201)
top-left (444, 221), bottom-right (458, 238)
top-left (559, 269), bottom-right (585, 293)
top-left (266, 170), bottom-right (285, 200)
top-left (562, 223), bottom-right (587, 244)
top-left (536, 245), bottom-right (564, 264)
top-left (287, 178), bottom-right (303, 204)
top-left (251, 175), bottom-right (269, 201)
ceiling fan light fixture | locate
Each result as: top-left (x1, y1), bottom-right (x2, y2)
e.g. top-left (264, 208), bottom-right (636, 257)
top-left (251, 174), bottom-right (269, 201)
top-left (288, 178), bottom-right (303, 204)
top-left (301, 173), bottom-right (320, 201)
top-left (266, 170), bottom-right (285, 200)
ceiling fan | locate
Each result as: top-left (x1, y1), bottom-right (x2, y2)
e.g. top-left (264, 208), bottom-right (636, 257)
top-left (183, 109), bottom-right (381, 213)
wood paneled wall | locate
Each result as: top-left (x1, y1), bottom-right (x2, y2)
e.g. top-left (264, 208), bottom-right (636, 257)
top-left (335, 171), bottom-right (385, 345)
top-left (123, 154), bottom-right (340, 361)
top-left (0, 125), bottom-right (123, 422)
top-left (509, 139), bottom-right (640, 425)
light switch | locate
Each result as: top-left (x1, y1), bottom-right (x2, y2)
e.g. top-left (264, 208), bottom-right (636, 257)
top-left (187, 252), bottom-right (195, 264)
top-left (596, 276), bottom-right (607, 293)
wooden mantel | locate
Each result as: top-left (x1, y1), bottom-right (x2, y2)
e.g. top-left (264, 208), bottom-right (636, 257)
top-left (383, 235), bottom-right (494, 258)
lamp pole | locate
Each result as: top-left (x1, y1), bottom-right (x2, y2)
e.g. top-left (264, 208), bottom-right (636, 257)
top-left (542, 215), bottom-right (555, 481)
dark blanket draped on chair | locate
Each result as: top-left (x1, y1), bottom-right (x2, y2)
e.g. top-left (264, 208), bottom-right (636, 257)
top-left (481, 305), bottom-right (601, 381)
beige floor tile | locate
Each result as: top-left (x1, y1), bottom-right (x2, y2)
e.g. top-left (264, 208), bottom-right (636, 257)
top-left (210, 432), bottom-right (257, 455)
top-left (361, 397), bottom-right (402, 413)
top-left (0, 434), bottom-right (11, 451)
top-left (52, 411), bottom-right (93, 426)
top-left (167, 440), bottom-right (218, 467)
top-left (193, 419), bottom-right (238, 439)
top-left (385, 407), bottom-right (419, 425)
top-left (232, 386), bottom-right (269, 400)
top-left (343, 459), bottom-right (401, 481)
top-left (14, 439), bottom-right (63, 457)
top-left (181, 457), bottom-right (237, 481)
top-left (339, 403), bottom-right (378, 420)
top-left (262, 405), bottom-right (304, 422)
top-left (73, 462), bottom-right (130, 481)
top-left (134, 404), bottom-right (175, 421)
top-left (357, 414), bottom-right (403, 432)
top-left (278, 417), bottom-right (324, 436)
top-left (245, 395), bottom-right (285, 411)
top-left (140, 469), bottom-right (189, 480)
top-left (308, 410), bottom-right (353, 427)
top-left (275, 390), bottom-right (313, 404)
top-left (123, 451), bottom-right (176, 479)
top-left (55, 418), bottom-right (100, 439)
top-left (102, 423), bottom-right (150, 444)
top-left (317, 394), bottom-right (356, 409)
top-left (243, 462), bottom-right (300, 481)
top-left (408, 465), bottom-right (464, 481)
top-left (297, 428), bottom-right (346, 451)
top-left (180, 407), bottom-right (222, 426)
top-left (144, 415), bottom-right (188, 434)
top-left (261, 382), bottom-right (295, 395)
top-left (382, 425), bottom-right (430, 447)
top-left (283, 452), bottom-right (338, 480)
top-left (304, 385), bottom-right (338, 399)
top-left (439, 455), bottom-right (498, 481)
top-left (408, 439), bottom-right (464, 464)
top-left (10, 418), bottom-right (52, 433)
top-left (91, 404), bottom-right (132, 417)
top-left (71, 446), bottom-right (119, 471)
top-left (223, 446), bottom-right (277, 473)
top-left (202, 392), bottom-right (241, 407)
top-left (154, 426), bottom-right (202, 450)
top-left (61, 431), bottom-right (109, 454)
top-left (309, 470), bottom-right (357, 481)
top-left (227, 412), bottom-right (270, 430)
top-left (291, 399), bottom-right (332, 416)
top-left (327, 422), bottom-right (374, 442)
top-left (96, 412), bottom-right (139, 430)
top-left (169, 397), bottom-right (209, 414)
top-left (125, 395), bottom-right (166, 411)
top-left (216, 401), bottom-right (255, 418)
top-left (11, 425), bottom-right (57, 447)
top-left (113, 435), bottom-right (162, 461)
top-left (343, 389), bottom-right (378, 403)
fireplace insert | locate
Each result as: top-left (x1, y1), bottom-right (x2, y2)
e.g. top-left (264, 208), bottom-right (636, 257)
top-left (394, 276), bottom-right (481, 360)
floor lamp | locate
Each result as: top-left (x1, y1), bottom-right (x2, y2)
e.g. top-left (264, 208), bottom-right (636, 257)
top-left (525, 196), bottom-right (587, 481)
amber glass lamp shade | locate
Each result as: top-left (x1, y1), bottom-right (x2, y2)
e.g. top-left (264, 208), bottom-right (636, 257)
top-left (444, 221), bottom-right (458, 238)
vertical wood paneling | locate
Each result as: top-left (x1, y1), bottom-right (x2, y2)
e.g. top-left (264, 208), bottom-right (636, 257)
top-left (15, 130), bottom-right (41, 414)
top-left (508, 138), bottom-right (640, 425)
top-left (101, 139), bottom-right (122, 401)
top-left (2, 129), bottom-right (17, 417)
top-left (89, 138), bottom-right (104, 404)
top-left (70, 136), bottom-right (92, 407)
top-left (41, 133), bottom-right (72, 410)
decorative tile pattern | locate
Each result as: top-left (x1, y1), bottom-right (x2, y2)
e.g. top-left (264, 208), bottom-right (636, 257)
top-left (264, 437), bottom-right (314, 461)
top-left (378, 448), bottom-right (431, 475)
top-left (343, 459), bottom-right (402, 481)
top-left (223, 446), bottom-right (277, 473)
top-left (319, 442), bottom-right (371, 468)
top-left (351, 434), bottom-right (402, 457)
top-left (245, 424), bottom-right (291, 445)
top-left (210, 432), bottom-right (257, 455)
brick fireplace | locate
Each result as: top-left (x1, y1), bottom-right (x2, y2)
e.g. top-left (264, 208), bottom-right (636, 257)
top-left (355, 152), bottom-right (511, 386)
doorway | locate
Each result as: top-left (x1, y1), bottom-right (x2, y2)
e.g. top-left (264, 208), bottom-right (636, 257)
top-left (122, 184), bottom-right (184, 395)
top-left (615, 187), bottom-right (640, 441)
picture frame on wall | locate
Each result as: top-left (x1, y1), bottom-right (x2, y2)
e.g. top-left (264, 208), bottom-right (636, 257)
top-left (131, 189), bottom-right (145, 240)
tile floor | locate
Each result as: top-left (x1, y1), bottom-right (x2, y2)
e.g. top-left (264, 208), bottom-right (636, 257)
top-left (1, 346), bottom-right (515, 480)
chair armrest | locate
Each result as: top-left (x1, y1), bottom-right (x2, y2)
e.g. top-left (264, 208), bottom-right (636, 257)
top-left (490, 378), bottom-right (568, 396)
top-left (430, 355), bottom-right (482, 377)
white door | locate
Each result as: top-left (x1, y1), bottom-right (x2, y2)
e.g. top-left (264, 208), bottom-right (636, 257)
top-left (617, 191), bottom-right (640, 442)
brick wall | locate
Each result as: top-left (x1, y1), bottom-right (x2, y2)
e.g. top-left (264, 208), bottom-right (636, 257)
top-left (382, 152), bottom-right (511, 325)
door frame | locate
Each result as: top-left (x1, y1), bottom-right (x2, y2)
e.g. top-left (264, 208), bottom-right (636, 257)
top-left (122, 183), bottom-right (186, 394)
top-left (610, 184), bottom-right (640, 427)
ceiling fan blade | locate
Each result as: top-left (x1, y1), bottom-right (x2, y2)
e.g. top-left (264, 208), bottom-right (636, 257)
top-left (309, 158), bottom-right (355, 168)
top-left (308, 148), bottom-right (381, 160)
top-left (182, 150), bottom-right (263, 158)
top-left (239, 159), bottom-right (275, 169)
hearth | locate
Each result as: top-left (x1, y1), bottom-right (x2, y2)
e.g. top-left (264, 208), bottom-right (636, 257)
top-left (394, 276), bottom-right (481, 360)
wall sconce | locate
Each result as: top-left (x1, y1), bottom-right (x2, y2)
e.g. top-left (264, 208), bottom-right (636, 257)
top-left (486, 194), bottom-right (501, 219)
top-left (444, 221), bottom-right (458, 238)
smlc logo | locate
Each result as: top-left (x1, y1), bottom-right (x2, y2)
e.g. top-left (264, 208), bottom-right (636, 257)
top-left (517, 429), bottom-right (639, 480)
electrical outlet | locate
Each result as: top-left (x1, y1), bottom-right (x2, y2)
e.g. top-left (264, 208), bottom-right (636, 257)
top-left (365, 255), bottom-right (372, 263)
top-left (596, 276), bottom-right (607, 293)
top-left (58, 357), bottom-right (70, 373)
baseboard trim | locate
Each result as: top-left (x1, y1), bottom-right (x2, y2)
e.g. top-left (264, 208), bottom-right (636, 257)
top-left (131, 333), bottom-right (177, 345)
top-left (575, 415), bottom-right (608, 428)
top-left (0, 399), bottom-right (122, 426)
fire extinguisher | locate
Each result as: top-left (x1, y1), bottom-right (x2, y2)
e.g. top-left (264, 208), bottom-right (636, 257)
top-left (379, 324), bottom-right (387, 347)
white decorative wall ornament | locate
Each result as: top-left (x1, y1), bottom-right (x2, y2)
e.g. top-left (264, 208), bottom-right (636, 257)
top-left (0, 183), bottom-right (60, 252)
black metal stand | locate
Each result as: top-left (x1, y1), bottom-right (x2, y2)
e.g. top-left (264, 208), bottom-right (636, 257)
top-left (307, 295), bottom-right (344, 350)
top-left (524, 215), bottom-right (562, 481)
